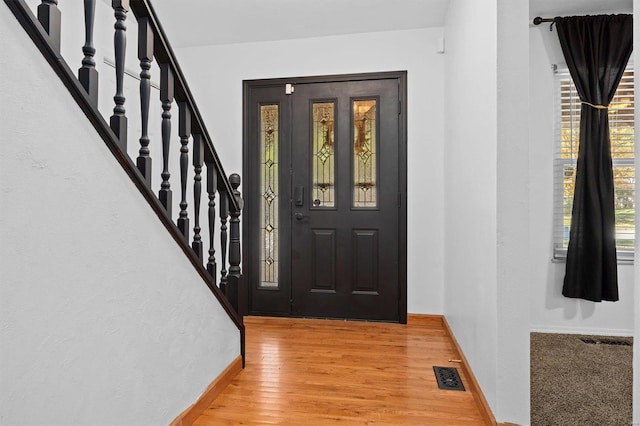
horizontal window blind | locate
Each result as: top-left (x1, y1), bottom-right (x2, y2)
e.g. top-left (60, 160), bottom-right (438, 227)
top-left (554, 69), bottom-right (635, 261)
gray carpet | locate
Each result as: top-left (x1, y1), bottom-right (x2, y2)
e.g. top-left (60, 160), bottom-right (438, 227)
top-left (530, 333), bottom-right (633, 426)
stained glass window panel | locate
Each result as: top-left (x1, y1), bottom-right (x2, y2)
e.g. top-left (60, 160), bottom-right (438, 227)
top-left (260, 105), bottom-right (279, 288)
top-left (353, 99), bottom-right (377, 208)
top-left (312, 103), bottom-right (335, 208)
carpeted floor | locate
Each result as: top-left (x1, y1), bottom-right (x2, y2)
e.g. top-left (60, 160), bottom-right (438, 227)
top-left (530, 333), bottom-right (633, 426)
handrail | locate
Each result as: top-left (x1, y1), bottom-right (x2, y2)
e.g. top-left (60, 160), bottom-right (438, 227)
top-left (5, 0), bottom-right (245, 361)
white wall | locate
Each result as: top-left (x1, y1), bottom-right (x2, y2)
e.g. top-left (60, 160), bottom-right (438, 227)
top-left (173, 28), bottom-right (447, 315)
top-left (443, 0), bottom-right (499, 417)
top-left (444, 0), bottom-right (530, 423)
top-left (0, 5), bottom-right (240, 424)
top-left (528, 15), bottom-right (634, 337)
top-left (496, 1), bottom-right (531, 422)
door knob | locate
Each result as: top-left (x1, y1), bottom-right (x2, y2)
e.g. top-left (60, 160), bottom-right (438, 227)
top-left (294, 212), bottom-right (304, 221)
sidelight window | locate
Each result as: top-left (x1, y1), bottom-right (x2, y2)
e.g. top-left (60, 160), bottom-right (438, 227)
top-left (260, 104), bottom-right (279, 287)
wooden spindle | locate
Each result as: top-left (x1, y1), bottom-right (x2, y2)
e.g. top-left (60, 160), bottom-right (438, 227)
top-left (192, 134), bottom-right (204, 261)
top-left (136, 17), bottom-right (153, 186)
top-left (158, 63), bottom-right (174, 216)
top-left (37, 0), bottom-right (61, 51)
top-left (78, 0), bottom-right (98, 106)
top-left (205, 162), bottom-right (218, 279)
top-left (177, 103), bottom-right (191, 240)
top-left (227, 173), bottom-right (243, 312)
top-left (109, 0), bottom-right (129, 149)
top-left (219, 191), bottom-right (229, 293)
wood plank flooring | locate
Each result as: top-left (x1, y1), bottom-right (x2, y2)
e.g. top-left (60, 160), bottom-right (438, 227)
top-left (194, 316), bottom-right (488, 425)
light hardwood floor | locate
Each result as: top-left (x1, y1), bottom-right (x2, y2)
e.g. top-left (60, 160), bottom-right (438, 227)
top-left (194, 316), bottom-right (488, 425)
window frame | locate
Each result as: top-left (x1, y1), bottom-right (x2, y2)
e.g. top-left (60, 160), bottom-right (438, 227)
top-left (552, 67), bottom-right (635, 264)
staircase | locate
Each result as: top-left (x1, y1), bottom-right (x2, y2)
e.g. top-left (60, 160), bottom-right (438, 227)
top-left (2, 1), bottom-right (245, 422)
top-left (5, 0), bottom-right (245, 336)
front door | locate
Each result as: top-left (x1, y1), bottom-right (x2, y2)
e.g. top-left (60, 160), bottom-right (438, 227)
top-left (244, 72), bottom-right (407, 322)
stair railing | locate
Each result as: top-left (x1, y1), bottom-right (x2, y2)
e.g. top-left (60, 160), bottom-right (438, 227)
top-left (5, 0), bottom-right (246, 359)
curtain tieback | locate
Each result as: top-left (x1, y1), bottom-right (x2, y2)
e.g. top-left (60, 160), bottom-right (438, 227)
top-left (581, 100), bottom-right (609, 110)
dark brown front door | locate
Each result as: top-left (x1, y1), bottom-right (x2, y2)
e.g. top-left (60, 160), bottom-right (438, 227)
top-left (244, 72), bottom-right (407, 322)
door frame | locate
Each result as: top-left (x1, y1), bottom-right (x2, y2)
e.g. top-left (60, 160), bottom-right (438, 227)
top-left (242, 71), bottom-right (408, 323)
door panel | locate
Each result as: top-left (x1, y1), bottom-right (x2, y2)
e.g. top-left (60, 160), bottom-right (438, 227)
top-left (290, 79), bottom-right (399, 321)
top-left (353, 229), bottom-right (378, 294)
top-left (311, 229), bottom-right (336, 291)
top-left (244, 73), bottom-right (406, 322)
top-left (245, 86), bottom-right (291, 315)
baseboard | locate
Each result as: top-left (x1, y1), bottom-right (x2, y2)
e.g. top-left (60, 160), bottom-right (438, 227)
top-left (442, 317), bottom-right (498, 426)
top-left (409, 314), bottom-right (498, 425)
top-left (530, 325), bottom-right (633, 337)
top-left (407, 313), bottom-right (444, 327)
top-left (170, 355), bottom-right (243, 426)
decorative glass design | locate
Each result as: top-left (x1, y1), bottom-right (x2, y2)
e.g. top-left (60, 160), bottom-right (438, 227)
top-left (260, 105), bottom-right (279, 288)
top-left (312, 103), bottom-right (335, 208)
top-left (353, 100), bottom-right (377, 207)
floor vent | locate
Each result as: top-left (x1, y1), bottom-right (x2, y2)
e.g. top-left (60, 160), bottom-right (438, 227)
top-left (580, 338), bottom-right (632, 347)
top-left (433, 366), bottom-right (465, 391)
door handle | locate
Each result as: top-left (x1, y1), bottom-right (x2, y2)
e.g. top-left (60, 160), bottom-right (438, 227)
top-left (294, 212), bottom-right (304, 221)
top-left (294, 186), bottom-right (304, 207)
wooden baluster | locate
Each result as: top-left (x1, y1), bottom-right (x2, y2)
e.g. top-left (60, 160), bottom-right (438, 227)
top-left (192, 134), bottom-right (204, 260)
top-left (109, 0), bottom-right (129, 149)
top-left (219, 191), bottom-right (229, 293)
top-left (136, 17), bottom-right (153, 186)
top-left (37, 0), bottom-right (61, 51)
top-left (78, 0), bottom-right (98, 106)
top-left (177, 102), bottom-right (191, 241)
top-left (227, 173), bottom-right (244, 313)
top-left (205, 161), bottom-right (217, 278)
top-left (158, 63), bottom-right (174, 216)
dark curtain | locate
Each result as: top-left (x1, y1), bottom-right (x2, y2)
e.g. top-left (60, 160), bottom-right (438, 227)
top-left (555, 14), bottom-right (633, 302)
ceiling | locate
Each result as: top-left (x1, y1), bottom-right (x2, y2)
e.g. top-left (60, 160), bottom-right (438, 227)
top-left (149, 0), bottom-right (633, 49)
top-left (151, 0), bottom-right (450, 48)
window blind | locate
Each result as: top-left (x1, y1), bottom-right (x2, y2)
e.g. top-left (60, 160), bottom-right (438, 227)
top-left (554, 68), bottom-right (635, 261)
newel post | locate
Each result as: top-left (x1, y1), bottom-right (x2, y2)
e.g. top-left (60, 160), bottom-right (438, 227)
top-left (227, 173), bottom-right (243, 314)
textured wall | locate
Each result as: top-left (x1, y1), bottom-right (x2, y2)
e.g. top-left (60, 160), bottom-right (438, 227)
top-left (443, 0), bottom-right (499, 415)
top-left (0, 5), bottom-right (240, 424)
top-left (495, 0), bottom-right (531, 422)
top-left (444, 0), bottom-right (531, 423)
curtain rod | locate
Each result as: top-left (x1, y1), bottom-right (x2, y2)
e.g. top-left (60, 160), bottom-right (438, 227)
top-left (533, 17), bottom-right (555, 25)
top-left (534, 14), bottom-right (632, 27)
